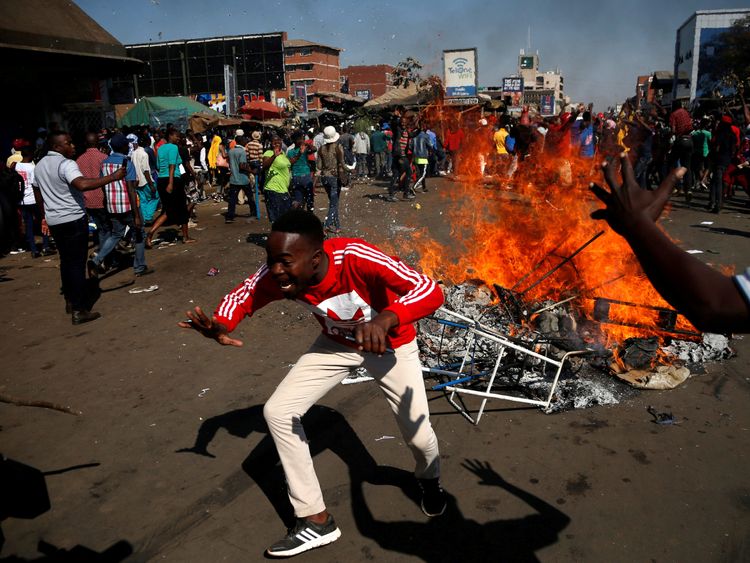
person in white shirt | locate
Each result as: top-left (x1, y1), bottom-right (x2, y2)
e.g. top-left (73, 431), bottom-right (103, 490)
top-left (14, 146), bottom-right (53, 257)
top-left (33, 131), bottom-right (125, 324)
top-left (133, 133), bottom-right (160, 222)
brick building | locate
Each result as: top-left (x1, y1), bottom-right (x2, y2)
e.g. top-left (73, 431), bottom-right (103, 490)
top-left (341, 64), bottom-right (395, 101)
top-left (273, 39), bottom-right (342, 111)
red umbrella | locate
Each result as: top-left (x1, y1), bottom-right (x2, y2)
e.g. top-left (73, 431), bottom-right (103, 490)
top-left (239, 100), bottom-right (283, 120)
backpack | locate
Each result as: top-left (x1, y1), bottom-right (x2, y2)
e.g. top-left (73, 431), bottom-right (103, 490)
top-left (0, 167), bottom-right (24, 203)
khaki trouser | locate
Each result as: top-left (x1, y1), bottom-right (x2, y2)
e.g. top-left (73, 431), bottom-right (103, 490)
top-left (263, 334), bottom-right (440, 517)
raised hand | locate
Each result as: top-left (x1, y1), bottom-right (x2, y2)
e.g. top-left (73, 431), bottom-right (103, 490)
top-left (590, 153), bottom-right (686, 236)
top-left (178, 306), bottom-right (244, 347)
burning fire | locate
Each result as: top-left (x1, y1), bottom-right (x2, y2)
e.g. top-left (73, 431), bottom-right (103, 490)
top-left (404, 105), bottom-right (697, 346)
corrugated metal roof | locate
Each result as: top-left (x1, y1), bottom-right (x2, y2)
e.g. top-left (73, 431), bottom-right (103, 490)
top-left (0, 0), bottom-right (133, 60)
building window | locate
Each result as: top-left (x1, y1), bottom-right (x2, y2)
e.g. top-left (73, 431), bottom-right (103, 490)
top-left (287, 64), bottom-right (313, 72)
top-left (299, 47), bottom-right (312, 56)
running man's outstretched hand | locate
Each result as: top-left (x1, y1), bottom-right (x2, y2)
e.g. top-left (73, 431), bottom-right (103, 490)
top-left (178, 306), bottom-right (244, 347)
top-left (589, 153), bottom-right (685, 236)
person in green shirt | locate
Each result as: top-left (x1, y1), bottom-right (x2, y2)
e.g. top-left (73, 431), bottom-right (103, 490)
top-left (147, 128), bottom-right (195, 247)
top-left (262, 135), bottom-right (292, 222)
top-left (691, 119), bottom-right (712, 191)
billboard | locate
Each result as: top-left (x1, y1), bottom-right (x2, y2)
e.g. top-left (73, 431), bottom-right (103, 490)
top-left (355, 89), bottom-right (372, 100)
top-left (443, 48), bottom-right (478, 98)
top-left (519, 56), bottom-right (535, 70)
top-left (502, 77), bottom-right (523, 92)
top-left (502, 77), bottom-right (524, 107)
top-left (294, 83), bottom-right (308, 113)
top-left (540, 94), bottom-right (555, 116)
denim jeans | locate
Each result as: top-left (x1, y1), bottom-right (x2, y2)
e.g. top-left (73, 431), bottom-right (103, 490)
top-left (94, 211), bottom-right (147, 273)
top-left (667, 135), bottom-right (694, 191)
top-left (86, 207), bottom-right (110, 249)
top-left (227, 183), bottom-right (256, 219)
top-left (320, 176), bottom-right (340, 230)
top-left (20, 204), bottom-right (50, 254)
top-left (48, 216), bottom-right (89, 311)
top-left (291, 174), bottom-right (314, 211)
top-left (264, 190), bottom-right (292, 223)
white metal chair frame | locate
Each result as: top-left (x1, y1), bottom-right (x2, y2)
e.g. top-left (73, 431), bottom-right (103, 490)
top-left (422, 307), bottom-right (589, 424)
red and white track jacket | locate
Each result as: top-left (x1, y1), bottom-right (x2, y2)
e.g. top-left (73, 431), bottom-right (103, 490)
top-left (214, 238), bottom-right (444, 349)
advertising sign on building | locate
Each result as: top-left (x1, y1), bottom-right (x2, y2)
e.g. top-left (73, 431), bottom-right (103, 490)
top-left (223, 64), bottom-right (237, 115)
top-left (502, 76), bottom-right (524, 107)
top-left (294, 84), bottom-right (308, 113)
top-left (519, 56), bottom-right (535, 70)
top-left (540, 94), bottom-right (555, 116)
top-left (501, 77), bottom-right (524, 92)
top-left (355, 89), bottom-right (371, 100)
top-left (443, 48), bottom-right (478, 98)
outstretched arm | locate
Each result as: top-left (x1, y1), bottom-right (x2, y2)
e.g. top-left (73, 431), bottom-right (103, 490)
top-left (461, 459), bottom-right (569, 529)
top-left (590, 154), bottom-right (750, 333)
top-left (178, 306), bottom-right (244, 346)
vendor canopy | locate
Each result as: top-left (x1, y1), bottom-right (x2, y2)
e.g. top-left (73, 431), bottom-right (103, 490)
top-left (363, 84), bottom-right (420, 109)
top-left (119, 96), bottom-right (222, 130)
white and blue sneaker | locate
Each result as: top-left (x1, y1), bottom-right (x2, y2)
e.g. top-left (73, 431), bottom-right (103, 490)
top-left (266, 515), bottom-right (341, 558)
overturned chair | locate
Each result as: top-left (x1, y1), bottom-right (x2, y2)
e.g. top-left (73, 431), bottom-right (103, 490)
top-left (420, 307), bottom-right (590, 424)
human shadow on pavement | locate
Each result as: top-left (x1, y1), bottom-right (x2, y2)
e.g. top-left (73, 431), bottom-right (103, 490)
top-left (350, 459), bottom-right (571, 562)
top-left (0, 456), bottom-right (132, 562)
top-left (177, 404), bottom-right (422, 530)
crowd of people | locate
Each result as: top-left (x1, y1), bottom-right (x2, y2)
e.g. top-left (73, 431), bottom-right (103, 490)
top-left (1, 92), bottom-right (748, 326)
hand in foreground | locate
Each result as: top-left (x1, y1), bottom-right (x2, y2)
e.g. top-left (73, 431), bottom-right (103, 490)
top-left (112, 167), bottom-right (127, 181)
top-left (178, 306), bottom-right (243, 347)
top-left (353, 311), bottom-right (398, 354)
top-left (590, 153), bottom-right (685, 236)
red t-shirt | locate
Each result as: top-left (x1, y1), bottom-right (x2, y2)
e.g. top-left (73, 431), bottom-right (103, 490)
top-left (444, 129), bottom-right (465, 151)
top-left (214, 238), bottom-right (444, 349)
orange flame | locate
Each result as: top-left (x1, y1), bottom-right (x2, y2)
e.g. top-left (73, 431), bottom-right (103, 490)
top-left (403, 104), bottom-right (698, 347)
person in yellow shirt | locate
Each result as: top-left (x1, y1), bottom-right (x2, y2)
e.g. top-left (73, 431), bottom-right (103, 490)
top-left (492, 121), bottom-right (510, 176)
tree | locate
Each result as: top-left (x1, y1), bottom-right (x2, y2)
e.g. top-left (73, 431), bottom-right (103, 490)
top-left (393, 57), bottom-right (423, 88)
top-left (708, 15), bottom-right (750, 91)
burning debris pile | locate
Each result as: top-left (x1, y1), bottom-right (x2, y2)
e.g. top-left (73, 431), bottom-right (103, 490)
top-left (416, 283), bottom-right (734, 415)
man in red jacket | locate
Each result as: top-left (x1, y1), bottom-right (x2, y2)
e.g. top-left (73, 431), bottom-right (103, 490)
top-left (180, 209), bottom-right (445, 558)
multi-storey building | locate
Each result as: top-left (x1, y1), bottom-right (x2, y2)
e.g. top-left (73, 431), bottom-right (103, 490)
top-left (340, 64), bottom-right (395, 101)
top-left (515, 50), bottom-right (566, 114)
top-left (673, 8), bottom-right (750, 102)
top-left (273, 39), bottom-right (342, 111)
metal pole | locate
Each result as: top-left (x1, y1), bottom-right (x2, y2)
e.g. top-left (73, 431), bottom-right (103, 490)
top-left (518, 231), bottom-right (604, 296)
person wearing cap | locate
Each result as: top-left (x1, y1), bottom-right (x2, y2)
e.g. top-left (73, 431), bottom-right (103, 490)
top-left (6, 138), bottom-right (29, 168)
top-left (316, 126), bottom-right (345, 233)
top-left (15, 145), bottom-right (53, 257)
top-left (33, 131), bottom-right (126, 324)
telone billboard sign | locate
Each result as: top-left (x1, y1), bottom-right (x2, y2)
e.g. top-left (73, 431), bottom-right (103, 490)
top-left (443, 48), bottom-right (478, 98)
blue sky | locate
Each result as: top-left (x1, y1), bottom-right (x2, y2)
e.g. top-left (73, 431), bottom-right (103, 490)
top-left (78, 0), bottom-right (737, 109)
